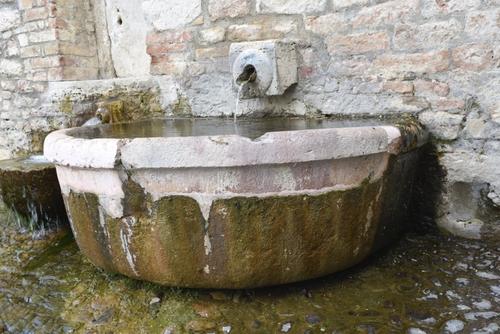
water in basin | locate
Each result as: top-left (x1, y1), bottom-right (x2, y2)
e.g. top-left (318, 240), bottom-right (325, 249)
top-left (68, 117), bottom-right (388, 140)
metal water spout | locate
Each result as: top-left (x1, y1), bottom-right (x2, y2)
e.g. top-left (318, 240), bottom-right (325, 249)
top-left (82, 104), bottom-right (111, 127)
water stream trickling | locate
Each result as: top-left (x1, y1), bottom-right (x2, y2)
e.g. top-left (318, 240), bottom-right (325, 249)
top-left (234, 83), bottom-right (245, 123)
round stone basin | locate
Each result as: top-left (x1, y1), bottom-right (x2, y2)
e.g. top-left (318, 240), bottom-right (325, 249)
top-left (44, 117), bottom-right (427, 288)
top-left (0, 155), bottom-right (67, 228)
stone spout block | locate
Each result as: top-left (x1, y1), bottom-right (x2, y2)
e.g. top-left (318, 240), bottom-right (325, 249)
top-left (230, 40), bottom-right (298, 99)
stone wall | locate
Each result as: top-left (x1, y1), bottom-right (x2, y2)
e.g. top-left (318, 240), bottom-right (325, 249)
top-left (0, 0), bottom-right (104, 158)
top-left (0, 0), bottom-right (499, 239)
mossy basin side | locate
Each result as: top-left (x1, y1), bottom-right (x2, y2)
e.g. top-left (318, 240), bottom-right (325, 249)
top-left (0, 156), bottom-right (68, 229)
top-left (44, 117), bottom-right (428, 288)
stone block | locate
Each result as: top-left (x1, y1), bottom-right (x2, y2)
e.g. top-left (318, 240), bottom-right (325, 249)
top-left (0, 58), bottom-right (22, 76)
top-left (146, 30), bottom-right (192, 56)
top-left (208, 0), bottom-right (249, 20)
top-left (0, 9), bottom-right (20, 32)
top-left (394, 19), bottom-right (462, 50)
top-left (352, 0), bottom-right (419, 29)
top-left (371, 50), bottom-right (449, 78)
top-left (414, 79), bottom-right (450, 97)
top-left (452, 44), bottom-right (496, 72)
top-left (382, 81), bottom-right (414, 94)
top-left (419, 111), bottom-right (464, 140)
top-left (142, 0), bottom-right (202, 31)
top-left (327, 32), bottom-right (389, 55)
top-left (256, 0), bottom-right (327, 14)
top-left (333, 0), bottom-right (369, 10)
top-left (465, 9), bottom-right (500, 40)
top-left (227, 18), bottom-right (298, 42)
top-left (22, 6), bottom-right (48, 22)
top-left (198, 27), bottom-right (226, 45)
top-left (421, 0), bottom-right (482, 18)
top-left (305, 13), bottom-right (349, 35)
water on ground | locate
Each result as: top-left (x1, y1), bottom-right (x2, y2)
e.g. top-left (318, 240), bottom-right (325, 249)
top-left (0, 202), bottom-right (498, 334)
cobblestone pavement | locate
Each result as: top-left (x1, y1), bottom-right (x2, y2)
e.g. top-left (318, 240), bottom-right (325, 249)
top-left (0, 203), bottom-right (498, 333)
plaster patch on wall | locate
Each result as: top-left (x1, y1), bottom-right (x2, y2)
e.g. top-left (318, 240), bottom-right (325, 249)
top-left (104, 0), bottom-right (151, 77)
top-left (142, 0), bottom-right (202, 31)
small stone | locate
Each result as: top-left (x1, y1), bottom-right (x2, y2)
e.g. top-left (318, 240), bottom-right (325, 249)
top-left (281, 322), bottom-right (292, 332)
top-left (150, 297), bottom-right (161, 305)
top-left (209, 291), bottom-right (230, 301)
top-left (465, 312), bottom-right (500, 321)
top-left (490, 286), bottom-right (500, 295)
top-left (446, 290), bottom-right (462, 300)
top-left (192, 302), bottom-right (222, 318)
top-left (408, 329), bottom-right (427, 334)
top-left (444, 319), bottom-right (465, 333)
top-left (222, 325), bottom-right (231, 333)
top-left (306, 314), bottom-right (321, 324)
top-left (475, 323), bottom-right (500, 334)
top-left (185, 320), bottom-right (216, 332)
top-left (163, 326), bottom-right (175, 334)
top-left (476, 272), bottom-right (500, 280)
top-left (473, 299), bottom-right (492, 310)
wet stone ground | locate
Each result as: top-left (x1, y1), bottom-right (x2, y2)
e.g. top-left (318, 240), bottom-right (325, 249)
top-left (0, 202), bottom-right (498, 334)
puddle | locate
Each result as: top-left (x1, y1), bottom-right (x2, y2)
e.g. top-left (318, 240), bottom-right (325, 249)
top-left (0, 202), bottom-right (498, 333)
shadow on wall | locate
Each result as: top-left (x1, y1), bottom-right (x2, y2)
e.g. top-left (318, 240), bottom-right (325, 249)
top-left (409, 144), bottom-right (446, 233)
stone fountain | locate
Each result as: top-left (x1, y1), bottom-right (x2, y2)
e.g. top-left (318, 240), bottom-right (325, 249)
top-left (43, 41), bottom-right (428, 288)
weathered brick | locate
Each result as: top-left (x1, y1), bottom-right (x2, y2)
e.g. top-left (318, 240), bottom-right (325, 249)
top-left (146, 31), bottom-right (192, 56)
top-left (371, 50), bottom-right (449, 77)
top-left (20, 45), bottom-right (42, 58)
top-left (394, 19), bottom-right (462, 50)
top-left (0, 58), bottom-right (23, 76)
top-left (151, 56), bottom-right (188, 75)
top-left (256, 0), bottom-right (327, 14)
top-left (327, 32), bottom-right (389, 55)
top-left (227, 18), bottom-right (298, 42)
top-left (328, 56), bottom-right (371, 77)
top-left (382, 81), bottom-right (414, 94)
top-left (419, 111), bottom-right (464, 140)
top-left (208, 0), bottom-right (249, 20)
top-left (198, 27), bottom-right (225, 45)
top-left (28, 29), bottom-right (57, 43)
top-left (421, 0), bottom-right (482, 18)
top-left (452, 44), bottom-right (495, 72)
top-left (352, 0), bottom-right (419, 29)
top-left (195, 45), bottom-right (229, 60)
top-left (305, 13), bottom-right (350, 35)
top-left (465, 9), bottom-right (500, 40)
top-left (333, 0), bottom-right (369, 10)
top-left (142, 0), bottom-right (202, 31)
top-left (30, 55), bottom-right (61, 68)
top-left (18, 0), bottom-right (34, 10)
top-left (60, 67), bottom-right (99, 81)
top-left (0, 9), bottom-right (20, 32)
top-left (414, 79), bottom-right (450, 97)
top-left (23, 6), bottom-right (48, 22)
top-left (432, 98), bottom-right (466, 111)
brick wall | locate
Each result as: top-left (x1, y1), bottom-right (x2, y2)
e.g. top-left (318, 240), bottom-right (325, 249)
top-left (0, 0), bottom-right (103, 158)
